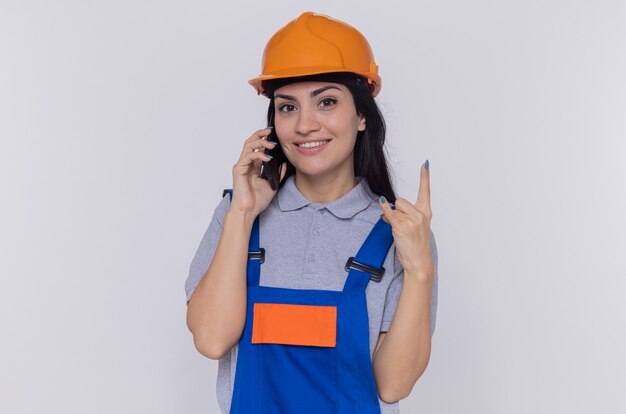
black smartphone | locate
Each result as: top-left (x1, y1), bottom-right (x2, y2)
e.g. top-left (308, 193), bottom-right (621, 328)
top-left (260, 116), bottom-right (281, 191)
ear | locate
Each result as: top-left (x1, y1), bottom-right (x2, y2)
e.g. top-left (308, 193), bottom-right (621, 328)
top-left (357, 114), bottom-right (366, 132)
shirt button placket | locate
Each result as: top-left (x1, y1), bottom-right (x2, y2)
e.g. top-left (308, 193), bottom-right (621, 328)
top-left (304, 209), bottom-right (320, 276)
top-left (313, 208), bottom-right (324, 236)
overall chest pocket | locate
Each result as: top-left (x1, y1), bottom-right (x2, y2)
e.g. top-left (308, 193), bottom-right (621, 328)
top-left (252, 303), bottom-right (339, 413)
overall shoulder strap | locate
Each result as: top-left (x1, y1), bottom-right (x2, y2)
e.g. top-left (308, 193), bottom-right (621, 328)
top-left (223, 189), bottom-right (262, 287)
top-left (343, 217), bottom-right (394, 293)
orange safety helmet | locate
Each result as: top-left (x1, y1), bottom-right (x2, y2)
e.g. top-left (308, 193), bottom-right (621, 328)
top-left (248, 11), bottom-right (382, 98)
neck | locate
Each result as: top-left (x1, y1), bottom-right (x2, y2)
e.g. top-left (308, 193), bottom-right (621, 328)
top-left (294, 171), bottom-right (357, 204)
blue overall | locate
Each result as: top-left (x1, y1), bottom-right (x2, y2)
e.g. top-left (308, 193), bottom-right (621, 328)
top-left (225, 190), bottom-right (394, 414)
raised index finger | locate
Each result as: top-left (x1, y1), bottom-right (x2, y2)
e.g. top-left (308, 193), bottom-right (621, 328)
top-left (415, 160), bottom-right (431, 212)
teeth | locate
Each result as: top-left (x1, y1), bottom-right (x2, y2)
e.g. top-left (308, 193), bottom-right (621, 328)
top-left (298, 140), bottom-right (329, 148)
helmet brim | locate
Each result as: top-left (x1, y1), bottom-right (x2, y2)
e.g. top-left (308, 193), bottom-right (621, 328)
top-left (249, 67), bottom-right (381, 98)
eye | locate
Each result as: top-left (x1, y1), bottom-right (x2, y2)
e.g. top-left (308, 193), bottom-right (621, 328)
top-left (277, 103), bottom-right (297, 112)
top-left (319, 98), bottom-right (337, 108)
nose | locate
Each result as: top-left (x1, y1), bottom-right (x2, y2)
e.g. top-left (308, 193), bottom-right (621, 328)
top-left (295, 106), bottom-right (321, 135)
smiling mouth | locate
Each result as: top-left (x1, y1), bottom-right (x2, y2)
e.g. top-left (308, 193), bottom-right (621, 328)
top-left (296, 140), bottom-right (330, 148)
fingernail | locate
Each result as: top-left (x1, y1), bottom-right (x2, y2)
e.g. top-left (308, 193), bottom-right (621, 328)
top-left (425, 159), bottom-right (429, 170)
top-left (267, 140), bottom-right (278, 145)
top-left (379, 195), bottom-right (386, 204)
top-left (266, 126), bottom-right (274, 129)
top-left (264, 154), bottom-right (273, 159)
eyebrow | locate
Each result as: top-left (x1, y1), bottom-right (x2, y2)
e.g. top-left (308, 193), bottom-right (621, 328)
top-left (274, 86), bottom-right (342, 101)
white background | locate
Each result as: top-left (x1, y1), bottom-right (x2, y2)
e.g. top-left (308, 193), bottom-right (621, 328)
top-left (1, 1), bottom-right (625, 413)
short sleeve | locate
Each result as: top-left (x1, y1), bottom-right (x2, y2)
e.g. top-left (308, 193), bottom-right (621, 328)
top-left (184, 194), bottom-right (232, 304)
top-left (380, 229), bottom-right (439, 336)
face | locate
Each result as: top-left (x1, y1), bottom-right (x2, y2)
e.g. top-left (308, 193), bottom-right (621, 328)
top-left (273, 81), bottom-right (366, 180)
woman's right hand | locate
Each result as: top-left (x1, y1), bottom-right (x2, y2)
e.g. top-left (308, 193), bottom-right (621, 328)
top-left (230, 127), bottom-right (286, 217)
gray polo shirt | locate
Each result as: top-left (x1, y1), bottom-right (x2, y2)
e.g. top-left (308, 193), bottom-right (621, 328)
top-left (185, 175), bottom-right (438, 414)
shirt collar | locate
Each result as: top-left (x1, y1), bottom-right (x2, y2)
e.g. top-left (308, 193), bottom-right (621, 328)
top-left (277, 175), bottom-right (374, 219)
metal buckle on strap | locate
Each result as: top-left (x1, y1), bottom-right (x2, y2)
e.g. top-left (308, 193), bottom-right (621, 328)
top-left (344, 257), bottom-right (385, 282)
top-left (248, 248), bottom-right (265, 264)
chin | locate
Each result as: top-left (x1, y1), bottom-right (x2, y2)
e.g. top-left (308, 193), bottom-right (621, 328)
top-left (298, 167), bottom-right (347, 181)
top-left (294, 167), bottom-right (328, 178)
top-left (287, 157), bottom-right (352, 179)
top-left (288, 160), bottom-right (327, 176)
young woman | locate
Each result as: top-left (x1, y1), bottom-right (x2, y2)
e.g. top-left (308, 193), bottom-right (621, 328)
top-left (185, 11), bottom-right (438, 414)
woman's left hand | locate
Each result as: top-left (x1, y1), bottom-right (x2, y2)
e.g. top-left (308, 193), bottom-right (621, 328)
top-left (379, 161), bottom-right (434, 281)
